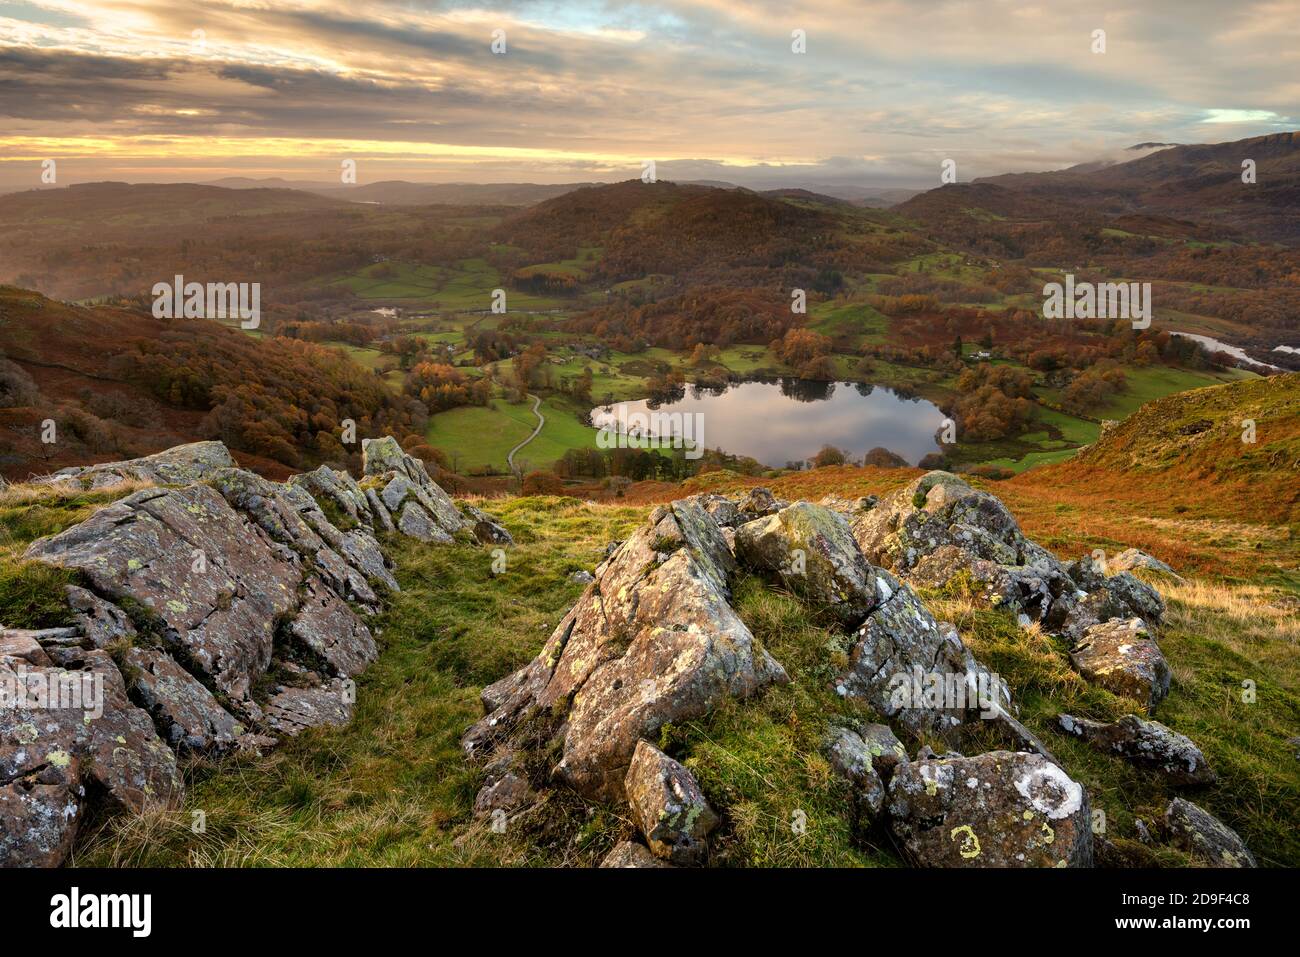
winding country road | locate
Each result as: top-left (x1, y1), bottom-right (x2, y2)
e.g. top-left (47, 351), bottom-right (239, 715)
top-left (506, 393), bottom-right (545, 472)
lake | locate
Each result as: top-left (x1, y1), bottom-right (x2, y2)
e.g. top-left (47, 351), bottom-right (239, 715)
top-left (1169, 332), bottom-right (1282, 372)
top-left (591, 379), bottom-right (947, 467)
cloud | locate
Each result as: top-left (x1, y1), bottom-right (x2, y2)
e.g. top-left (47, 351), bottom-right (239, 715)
top-left (0, 0), bottom-right (1295, 186)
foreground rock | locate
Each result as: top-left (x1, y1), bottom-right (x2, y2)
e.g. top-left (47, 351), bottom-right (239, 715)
top-left (26, 484), bottom-right (300, 716)
top-left (735, 502), bottom-right (892, 628)
top-left (33, 441), bottom-right (235, 490)
top-left (1164, 798), bottom-right (1256, 867)
top-left (624, 741), bottom-right (718, 865)
top-left (852, 471), bottom-right (1165, 640)
top-left (462, 497), bottom-right (787, 800)
top-left (888, 751), bottom-right (1092, 867)
top-left (1069, 618), bottom-right (1170, 712)
top-left (1058, 714), bottom-right (1215, 785)
top-left (1, 645), bottom-right (183, 866)
top-left (600, 841), bottom-right (672, 868)
top-left (7, 438), bottom-right (504, 866)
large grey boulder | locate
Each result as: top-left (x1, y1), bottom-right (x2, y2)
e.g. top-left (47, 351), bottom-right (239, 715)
top-left (1164, 798), bottom-right (1255, 867)
top-left (0, 646), bottom-right (183, 866)
top-left (34, 441), bottom-right (235, 490)
top-left (26, 485), bottom-right (300, 717)
top-left (624, 741), bottom-right (718, 865)
top-left (734, 502), bottom-right (892, 628)
top-left (6, 438), bottom-right (477, 866)
top-left (888, 751), bottom-right (1093, 867)
top-left (462, 497), bottom-right (787, 800)
top-left (1058, 714), bottom-right (1215, 785)
top-left (1070, 618), bottom-right (1170, 711)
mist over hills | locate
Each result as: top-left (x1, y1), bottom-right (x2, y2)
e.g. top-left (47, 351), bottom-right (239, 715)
top-left (975, 131), bottom-right (1300, 242)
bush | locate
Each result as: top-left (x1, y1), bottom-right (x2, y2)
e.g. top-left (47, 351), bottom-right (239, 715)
top-left (811, 444), bottom-right (846, 468)
top-left (521, 470), bottom-right (564, 495)
top-left (862, 447), bottom-right (908, 468)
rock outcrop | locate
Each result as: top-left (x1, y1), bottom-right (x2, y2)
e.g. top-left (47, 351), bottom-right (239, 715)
top-left (4, 438), bottom-right (508, 866)
top-left (26, 484), bottom-right (303, 717)
top-left (10, 449), bottom-right (1183, 870)
top-left (462, 485), bottom-right (1062, 867)
top-left (852, 471), bottom-right (1164, 641)
top-left (1069, 618), bottom-right (1170, 712)
top-left (1057, 714), bottom-right (1215, 785)
top-left (32, 441), bottom-right (235, 490)
top-left (462, 497), bottom-right (787, 800)
top-left (888, 751), bottom-right (1093, 867)
top-left (1164, 798), bottom-right (1255, 867)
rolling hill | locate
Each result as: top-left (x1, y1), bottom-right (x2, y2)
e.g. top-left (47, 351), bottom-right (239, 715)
top-left (0, 286), bottom-right (418, 480)
top-left (975, 131), bottom-right (1300, 243)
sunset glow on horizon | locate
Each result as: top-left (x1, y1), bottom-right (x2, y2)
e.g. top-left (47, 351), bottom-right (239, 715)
top-left (2, 0), bottom-right (1296, 187)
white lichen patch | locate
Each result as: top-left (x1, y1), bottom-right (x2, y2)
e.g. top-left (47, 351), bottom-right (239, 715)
top-left (1014, 762), bottom-right (1083, 820)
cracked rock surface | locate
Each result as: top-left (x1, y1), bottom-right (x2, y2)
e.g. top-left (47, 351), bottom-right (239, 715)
top-left (5, 438), bottom-right (504, 866)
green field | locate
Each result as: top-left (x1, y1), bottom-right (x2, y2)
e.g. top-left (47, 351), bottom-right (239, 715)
top-left (317, 260), bottom-right (570, 311)
top-left (426, 396), bottom-right (601, 473)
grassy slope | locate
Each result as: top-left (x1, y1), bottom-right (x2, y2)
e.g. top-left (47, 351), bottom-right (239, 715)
top-left (40, 376), bottom-right (1295, 867)
top-left (425, 396), bottom-right (599, 473)
top-left (56, 460), bottom-right (1299, 867)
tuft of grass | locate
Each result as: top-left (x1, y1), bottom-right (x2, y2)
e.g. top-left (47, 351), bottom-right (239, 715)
top-left (0, 559), bottom-right (77, 628)
top-left (666, 577), bottom-right (892, 867)
top-left (0, 478), bottom-right (152, 628)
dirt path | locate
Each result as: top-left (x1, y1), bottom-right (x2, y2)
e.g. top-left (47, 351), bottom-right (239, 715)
top-left (507, 393), bottom-right (545, 472)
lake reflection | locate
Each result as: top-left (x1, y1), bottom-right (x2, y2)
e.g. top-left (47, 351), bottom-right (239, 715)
top-left (591, 378), bottom-right (946, 467)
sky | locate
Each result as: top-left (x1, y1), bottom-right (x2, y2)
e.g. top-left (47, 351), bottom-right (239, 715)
top-left (0, 0), bottom-right (1296, 189)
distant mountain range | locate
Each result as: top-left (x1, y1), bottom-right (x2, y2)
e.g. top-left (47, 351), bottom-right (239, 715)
top-left (973, 131), bottom-right (1300, 242)
top-left (206, 179), bottom-right (603, 207)
top-left (201, 177), bottom-right (923, 209)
